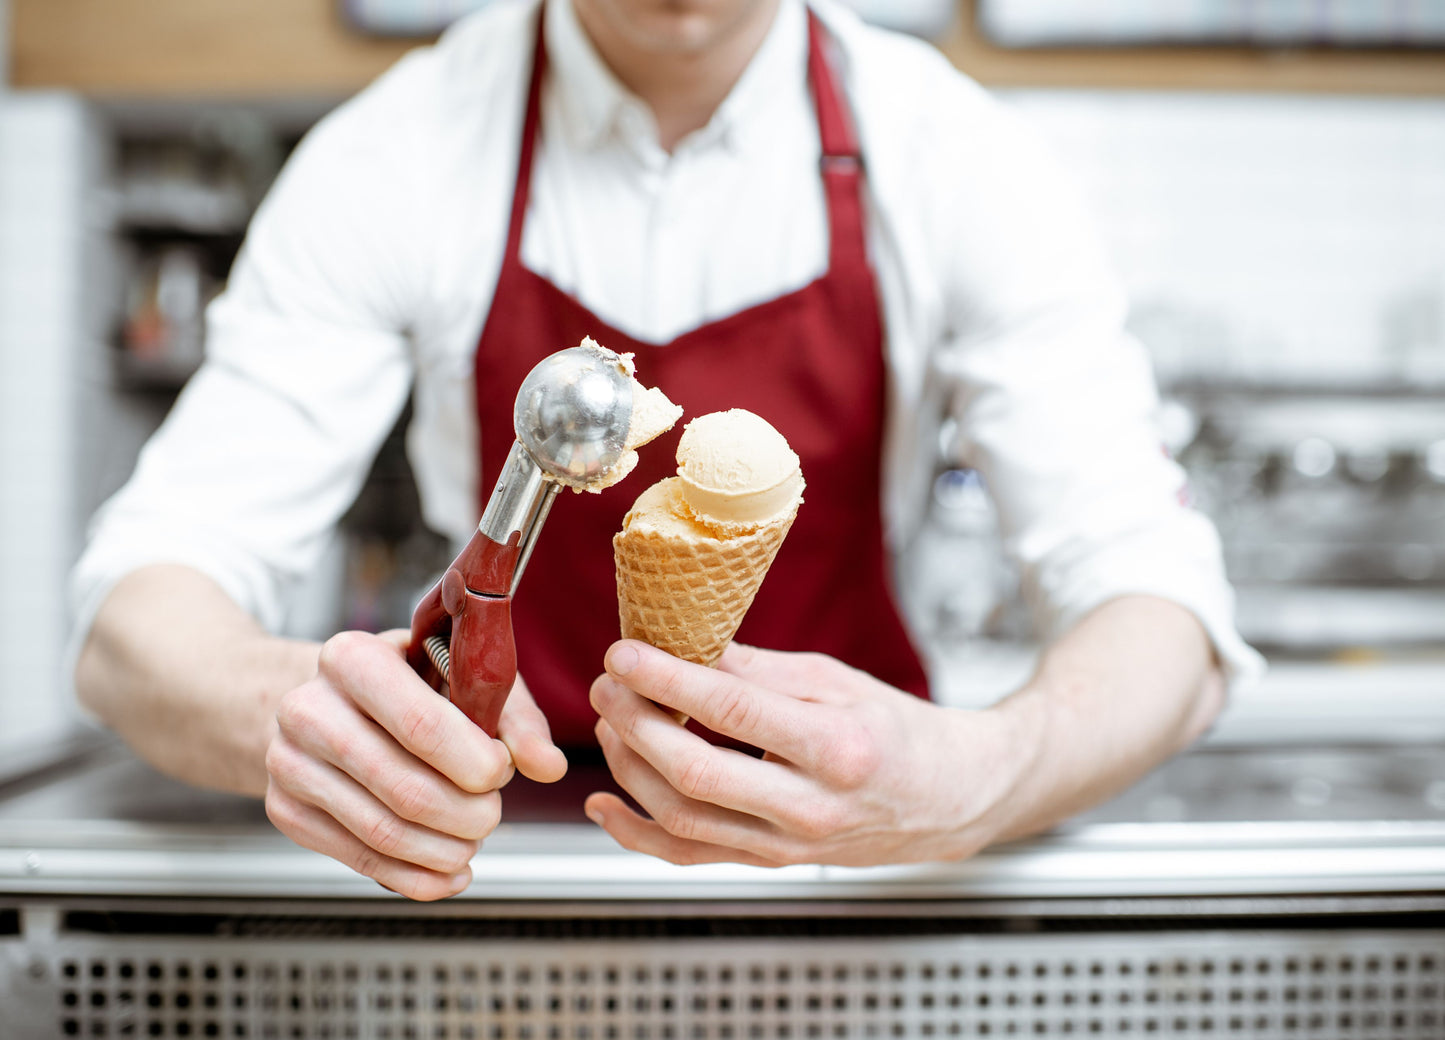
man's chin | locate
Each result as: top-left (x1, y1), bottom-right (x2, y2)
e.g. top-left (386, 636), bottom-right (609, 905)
top-left (579, 0), bottom-right (775, 58)
top-left (621, 15), bottom-right (733, 56)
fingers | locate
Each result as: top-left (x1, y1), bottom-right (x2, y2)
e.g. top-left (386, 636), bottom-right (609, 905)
top-left (265, 782), bottom-right (473, 902)
top-left (267, 731), bottom-right (486, 876)
top-left (590, 673), bottom-right (812, 822)
top-left (497, 674), bottom-right (568, 784)
top-left (715, 642), bottom-right (843, 701)
top-left (583, 792), bottom-right (783, 868)
top-left (277, 683), bottom-right (502, 840)
top-left (270, 631), bottom-right (521, 898)
top-left (593, 717), bottom-right (800, 863)
top-left (603, 641), bottom-right (820, 768)
top-left (317, 631), bottom-right (512, 793)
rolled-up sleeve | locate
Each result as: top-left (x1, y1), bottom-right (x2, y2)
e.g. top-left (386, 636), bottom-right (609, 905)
top-left (928, 90), bottom-right (1264, 688)
top-left (69, 52), bottom-right (436, 662)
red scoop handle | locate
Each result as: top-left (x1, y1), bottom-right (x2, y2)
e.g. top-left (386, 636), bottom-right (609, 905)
top-left (407, 530), bottom-right (522, 737)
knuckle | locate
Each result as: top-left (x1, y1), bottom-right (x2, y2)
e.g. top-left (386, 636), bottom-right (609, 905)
top-left (264, 738), bottom-right (304, 789)
top-left (277, 691), bottom-right (358, 766)
top-left (609, 704), bottom-right (642, 749)
top-left (364, 812), bottom-right (409, 858)
top-left (263, 739), bottom-right (287, 781)
top-left (316, 631), bottom-right (367, 682)
top-left (328, 728), bottom-right (358, 767)
top-left (389, 771), bottom-right (440, 824)
top-left (350, 846), bottom-right (387, 883)
top-left (459, 747), bottom-right (509, 795)
top-left (440, 840), bottom-right (479, 876)
top-left (651, 668), bottom-right (689, 716)
top-left (451, 793), bottom-right (502, 842)
top-left (399, 701), bottom-right (449, 761)
top-left (658, 803), bottom-right (699, 843)
top-left (474, 792), bottom-right (503, 837)
top-left (820, 720), bottom-right (882, 789)
top-left (264, 787), bottom-right (298, 833)
top-left (274, 689), bottom-right (315, 737)
top-left (711, 687), bottom-right (759, 738)
top-left (674, 752), bottom-right (719, 802)
top-left (793, 803), bottom-right (843, 842)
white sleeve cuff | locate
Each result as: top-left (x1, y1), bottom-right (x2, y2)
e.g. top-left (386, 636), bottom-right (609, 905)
top-left (1027, 511), bottom-right (1267, 694)
top-left (65, 525), bottom-right (291, 699)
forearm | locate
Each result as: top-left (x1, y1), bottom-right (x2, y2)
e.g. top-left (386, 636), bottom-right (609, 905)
top-left (980, 595), bottom-right (1226, 844)
top-left (75, 564), bottom-right (320, 797)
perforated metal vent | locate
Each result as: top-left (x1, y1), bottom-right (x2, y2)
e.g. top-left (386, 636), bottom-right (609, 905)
top-left (14, 930), bottom-right (1445, 1038)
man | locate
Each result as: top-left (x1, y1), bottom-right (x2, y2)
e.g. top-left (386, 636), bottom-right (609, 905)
top-left (71, 0), bottom-right (1261, 901)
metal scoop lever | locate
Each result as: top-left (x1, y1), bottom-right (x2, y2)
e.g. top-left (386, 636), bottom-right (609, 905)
top-left (406, 344), bottom-right (634, 735)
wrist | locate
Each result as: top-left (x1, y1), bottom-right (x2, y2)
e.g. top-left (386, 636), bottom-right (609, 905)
top-left (937, 688), bottom-right (1053, 857)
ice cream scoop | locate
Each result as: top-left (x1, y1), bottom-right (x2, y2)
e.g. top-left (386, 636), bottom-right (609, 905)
top-left (409, 339), bottom-right (679, 734)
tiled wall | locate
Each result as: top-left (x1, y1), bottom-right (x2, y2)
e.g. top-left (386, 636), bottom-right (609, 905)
top-left (1001, 91), bottom-right (1445, 386)
top-left (0, 92), bottom-right (92, 751)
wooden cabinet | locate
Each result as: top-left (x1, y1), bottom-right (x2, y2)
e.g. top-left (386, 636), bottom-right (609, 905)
top-left (11, 0), bottom-right (418, 96)
top-left (13, 0), bottom-right (1445, 97)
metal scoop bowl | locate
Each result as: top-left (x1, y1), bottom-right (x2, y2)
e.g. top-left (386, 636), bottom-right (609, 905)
top-left (514, 342), bottom-right (634, 484)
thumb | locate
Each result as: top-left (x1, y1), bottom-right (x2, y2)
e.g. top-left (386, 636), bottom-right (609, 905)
top-left (497, 673), bottom-right (568, 783)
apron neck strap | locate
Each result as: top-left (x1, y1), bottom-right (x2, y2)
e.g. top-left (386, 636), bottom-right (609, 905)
top-left (503, 1), bottom-right (552, 264)
top-left (806, 10), bottom-right (862, 162)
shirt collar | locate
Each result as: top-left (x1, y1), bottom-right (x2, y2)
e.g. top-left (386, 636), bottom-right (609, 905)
top-left (547, 0), bottom-right (809, 155)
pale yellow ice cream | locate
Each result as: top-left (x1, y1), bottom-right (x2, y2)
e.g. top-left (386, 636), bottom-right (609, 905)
top-left (569, 337), bottom-right (683, 493)
top-left (628, 382), bottom-right (684, 454)
top-left (620, 478), bottom-right (712, 540)
top-left (673, 410), bottom-right (804, 534)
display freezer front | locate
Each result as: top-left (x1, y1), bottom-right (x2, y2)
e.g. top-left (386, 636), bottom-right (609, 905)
top-left (2, 740), bottom-right (1443, 1038)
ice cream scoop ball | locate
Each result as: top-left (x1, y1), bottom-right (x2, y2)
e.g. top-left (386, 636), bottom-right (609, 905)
top-left (513, 343), bottom-right (636, 482)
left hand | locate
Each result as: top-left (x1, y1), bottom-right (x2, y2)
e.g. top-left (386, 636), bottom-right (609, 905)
top-left (584, 640), bottom-right (1032, 867)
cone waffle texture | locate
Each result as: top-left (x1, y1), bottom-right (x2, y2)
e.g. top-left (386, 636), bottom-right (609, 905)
top-left (614, 510), bottom-right (797, 666)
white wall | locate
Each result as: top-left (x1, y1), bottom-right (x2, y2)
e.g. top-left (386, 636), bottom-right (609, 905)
top-left (1002, 91), bottom-right (1445, 386)
top-left (0, 92), bottom-right (94, 755)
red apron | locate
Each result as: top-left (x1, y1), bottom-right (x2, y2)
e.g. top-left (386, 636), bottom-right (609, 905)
top-left (473, 2), bottom-right (928, 749)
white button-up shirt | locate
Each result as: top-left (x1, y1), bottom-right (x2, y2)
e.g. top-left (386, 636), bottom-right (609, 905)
top-left (71, 0), bottom-right (1264, 686)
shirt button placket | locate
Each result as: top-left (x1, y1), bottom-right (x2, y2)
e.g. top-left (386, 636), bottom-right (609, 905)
top-left (648, 155), bottom-right (687, 339)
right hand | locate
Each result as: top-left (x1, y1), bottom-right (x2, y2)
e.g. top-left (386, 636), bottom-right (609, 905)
top-left (264, 630), bottom-right (567, 900)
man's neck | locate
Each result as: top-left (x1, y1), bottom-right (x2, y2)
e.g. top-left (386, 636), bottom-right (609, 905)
top-left (572, 0), bottom-right (783, 153)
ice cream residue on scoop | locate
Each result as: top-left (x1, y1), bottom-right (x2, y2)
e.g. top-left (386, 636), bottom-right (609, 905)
top-left (568, 338), bottom-right (683, 493)
top-left (673, 409), bottom-right (804, 533)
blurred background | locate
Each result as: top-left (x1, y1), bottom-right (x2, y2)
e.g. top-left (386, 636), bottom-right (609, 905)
top-left (3, 0), bottom-right (1444, 767)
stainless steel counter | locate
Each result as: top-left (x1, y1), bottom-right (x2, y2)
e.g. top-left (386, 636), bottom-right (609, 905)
top-left (3, 740), bottom-right (1445, 901)
top-left (3, 740), bottom-right (1443, 1038)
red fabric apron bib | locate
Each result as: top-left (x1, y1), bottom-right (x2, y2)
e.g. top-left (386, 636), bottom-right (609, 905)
top-left (473, 3), bottom-right (928, 748)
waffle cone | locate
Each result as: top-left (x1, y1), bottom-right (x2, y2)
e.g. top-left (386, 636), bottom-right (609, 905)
top-left (614, 511), bottom-right (796, 667)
